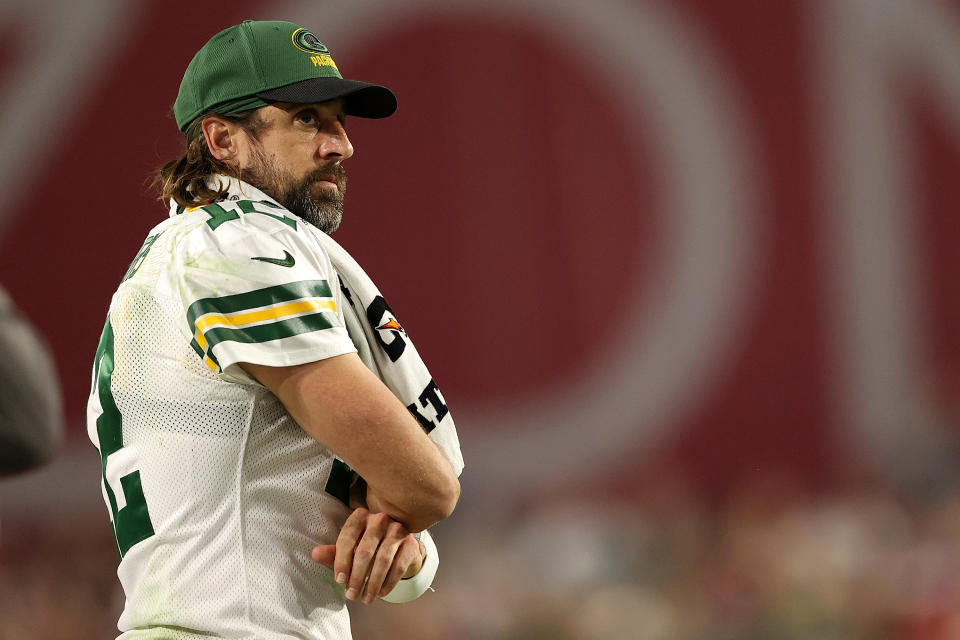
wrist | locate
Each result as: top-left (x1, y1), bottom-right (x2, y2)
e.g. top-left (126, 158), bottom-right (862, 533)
top-left (381, 529), bottom-right (439, 603)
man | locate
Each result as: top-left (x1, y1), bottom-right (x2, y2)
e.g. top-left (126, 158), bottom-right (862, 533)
top-left (87, 20), bottom-right (463, 639)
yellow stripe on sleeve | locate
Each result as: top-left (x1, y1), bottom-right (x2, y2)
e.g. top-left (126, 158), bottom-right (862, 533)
top-left (193, 298), bottom-right (337, 345)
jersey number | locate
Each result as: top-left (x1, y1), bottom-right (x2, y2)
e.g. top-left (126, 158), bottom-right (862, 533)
top-left (91, 318), bottom-right (155, 557)
top-left (324, 458), bottom-right (353, 506)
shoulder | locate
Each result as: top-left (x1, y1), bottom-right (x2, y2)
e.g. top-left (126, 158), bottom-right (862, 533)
top-left (164, 200), bottom-right (341, 303)
top-left (176, 198), bottom-right (309, 242)
top-left (159, 199), bottom-right (320, 269)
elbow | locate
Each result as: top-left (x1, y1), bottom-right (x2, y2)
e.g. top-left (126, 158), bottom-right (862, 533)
top-left (366, 470), bottom-right (461, 533)
top-left (407, 472), bottom-right (460, 533)
top-left (434, 472), bottom-right (461, 521)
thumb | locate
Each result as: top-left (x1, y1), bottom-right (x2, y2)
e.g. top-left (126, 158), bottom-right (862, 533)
top-left (311, 544), bottom-right (336, 567)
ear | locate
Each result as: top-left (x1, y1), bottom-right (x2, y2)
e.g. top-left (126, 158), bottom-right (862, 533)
top-left (201, 115), bottom-right (239, 162)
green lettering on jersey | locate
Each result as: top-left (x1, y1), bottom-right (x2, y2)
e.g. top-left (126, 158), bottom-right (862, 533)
top-left (93, 318), bottom-right (156, 557)
top-left (237, 199), bottom-right (298, 230)
top-left (324, 459), bottom-right (353, 506)
top-left (202, 203), bottom-right (240, 230)
top-left (122, 234), bottom-right (159, 283)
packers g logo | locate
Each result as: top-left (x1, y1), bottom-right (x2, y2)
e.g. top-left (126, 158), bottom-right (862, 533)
top-left (292, 28), bottom-right (330, 54)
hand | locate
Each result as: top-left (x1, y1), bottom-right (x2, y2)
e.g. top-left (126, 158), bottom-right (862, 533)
top-left (311, 507), bottom-right (426, 604)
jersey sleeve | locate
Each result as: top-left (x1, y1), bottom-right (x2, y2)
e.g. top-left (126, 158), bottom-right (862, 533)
top-left (170, 205), bottom-right (357, 381)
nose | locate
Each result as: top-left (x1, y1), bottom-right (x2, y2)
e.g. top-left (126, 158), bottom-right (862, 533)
top-left (317, 120), bottom-right (354, 161)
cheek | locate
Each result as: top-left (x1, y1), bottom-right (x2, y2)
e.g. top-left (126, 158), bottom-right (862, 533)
top-left (250, 131), bottom-right (317, 178)
top-left (235, 147), bottom-right (255, 170)
top-left (273, 139), bottom-right (315, 170)
top-left (234, 139), bottom-right (265, 173)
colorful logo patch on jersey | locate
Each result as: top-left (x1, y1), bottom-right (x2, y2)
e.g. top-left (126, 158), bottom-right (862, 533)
top-left (377, 317), bottom-right (405, 334)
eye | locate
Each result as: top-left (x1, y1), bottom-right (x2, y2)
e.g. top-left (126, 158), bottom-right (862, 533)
top-left (296, 110), bottom-right (317, 125)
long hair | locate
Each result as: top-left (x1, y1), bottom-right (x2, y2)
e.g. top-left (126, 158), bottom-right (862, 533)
top-left (153, 110), bottom-right (264, 207)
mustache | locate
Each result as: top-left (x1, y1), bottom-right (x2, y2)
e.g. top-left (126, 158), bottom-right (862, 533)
top-left (307, 163), bottom-right (346, 184)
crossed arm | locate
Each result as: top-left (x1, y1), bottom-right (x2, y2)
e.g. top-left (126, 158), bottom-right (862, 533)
top-left (241, 352), bottom-right (460, 602)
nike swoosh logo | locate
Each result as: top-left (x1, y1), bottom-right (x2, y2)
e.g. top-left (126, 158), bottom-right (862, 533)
top-left (251, 250), bottom-right (296, 268)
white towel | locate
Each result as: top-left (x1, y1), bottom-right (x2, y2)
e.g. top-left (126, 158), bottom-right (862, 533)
top-left (314, 233), bottom-right (464, 476)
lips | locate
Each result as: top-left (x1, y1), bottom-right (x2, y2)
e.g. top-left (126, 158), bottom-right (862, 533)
top-left (314, 165), bottom-right (344, 186)
top-left (311, 165), bottom-right (346, 191)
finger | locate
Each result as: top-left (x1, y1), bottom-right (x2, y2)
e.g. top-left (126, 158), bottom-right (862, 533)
top-left (335, 508), bottom-right (369, 587)
top-left (362, 521), bottom-right (407, 603)
top-left (311, 544), bottom-right (336, 567)
top-left (400, 537), bottom-right (426, 579)
top-left (345, 512), bottom-right (390, 601)
top-left (378, 535), bottom-right (421, 599)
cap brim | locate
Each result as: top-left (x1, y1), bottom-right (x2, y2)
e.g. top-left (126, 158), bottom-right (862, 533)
top-left (257, 77), bottom-right (397, 119)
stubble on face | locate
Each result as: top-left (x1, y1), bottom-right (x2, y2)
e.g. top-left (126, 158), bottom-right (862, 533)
top-left (241, 142), bottom-right (347, 234)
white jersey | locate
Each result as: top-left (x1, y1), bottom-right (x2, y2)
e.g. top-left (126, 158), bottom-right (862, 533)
top-left (87, 180), bottom-right (363, 639)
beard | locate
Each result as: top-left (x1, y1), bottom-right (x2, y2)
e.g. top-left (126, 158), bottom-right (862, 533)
top-left (241, 145), bottom-right (347, 233)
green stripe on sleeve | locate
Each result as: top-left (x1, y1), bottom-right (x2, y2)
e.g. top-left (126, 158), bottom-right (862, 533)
top-left (189, 338), bottom-right (221, 369)
top-left (203, 310), bottom-right (338, 353)
top-left (186, 280), bottom-right (333, 329)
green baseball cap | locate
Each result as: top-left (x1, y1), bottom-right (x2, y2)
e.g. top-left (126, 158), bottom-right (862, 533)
top-left (173, 20), bottom-right (397, 133)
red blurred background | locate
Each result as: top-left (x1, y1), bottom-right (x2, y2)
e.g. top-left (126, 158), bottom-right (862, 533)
top-left (2, 0), bottom-right (959, 637)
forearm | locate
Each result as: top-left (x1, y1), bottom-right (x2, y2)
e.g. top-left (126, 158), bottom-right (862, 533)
top-left (243, 355), bottom-right (460, 527)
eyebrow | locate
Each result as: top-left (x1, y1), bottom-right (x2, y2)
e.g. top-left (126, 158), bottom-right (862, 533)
top-left (277, 100), bottom-right (347, 113)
